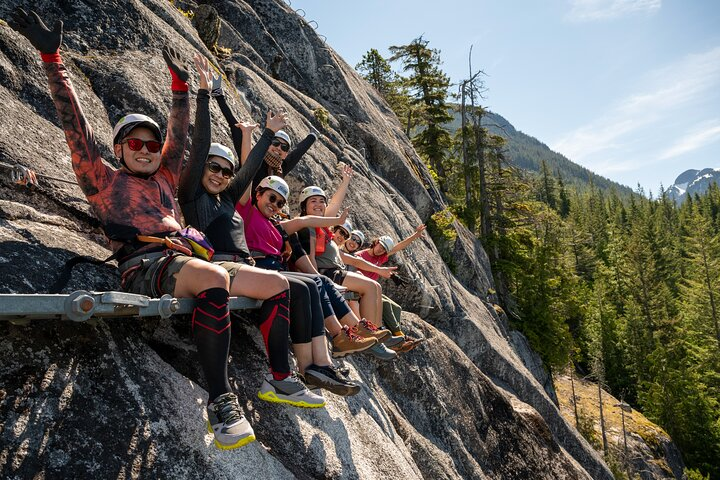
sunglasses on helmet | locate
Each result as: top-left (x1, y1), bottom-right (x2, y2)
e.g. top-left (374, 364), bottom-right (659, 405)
top-left (121, 138), bottom-right (162, 153)
top-left (206, 161), bottom-right (235, 179)
top-left (267, 192), bottom-right (286, 208)
top-left (271, 139), bottom-right (290, 152)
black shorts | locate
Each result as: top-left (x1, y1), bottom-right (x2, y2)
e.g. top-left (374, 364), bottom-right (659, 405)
top-left (319, 267), bottom-right (347, 285)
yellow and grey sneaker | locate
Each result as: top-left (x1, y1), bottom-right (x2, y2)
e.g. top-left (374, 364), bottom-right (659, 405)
top-left (207, 392), bottom-right (256, 450)
top-left (258, 373), bottom-right (326, 408)
top-left (356, 318), bottom-right (392, 343)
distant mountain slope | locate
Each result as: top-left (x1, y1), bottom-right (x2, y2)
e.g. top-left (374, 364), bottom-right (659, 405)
top-left (667, 168), bottom-right (720, 203)
top-left (447, 106), bottom-right (634, 195)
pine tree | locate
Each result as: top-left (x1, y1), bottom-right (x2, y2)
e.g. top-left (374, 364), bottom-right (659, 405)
top-left (355, 49), bottom-right (416, 132)
top-left (389, 36), bottom-right (453, 192)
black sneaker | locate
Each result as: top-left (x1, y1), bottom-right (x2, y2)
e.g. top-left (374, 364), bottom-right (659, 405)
top-left (304, 364), bottom-right (361, 396)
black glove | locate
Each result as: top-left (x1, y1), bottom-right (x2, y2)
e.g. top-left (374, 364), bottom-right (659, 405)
top-left (8, 8), bottom-right (63, 54)
top-left (390, 272), bottom-right (408, 286)
top-left (162, 45), bottom-right (189, 91)
top-left (209, 71), bottom-right (223, 97)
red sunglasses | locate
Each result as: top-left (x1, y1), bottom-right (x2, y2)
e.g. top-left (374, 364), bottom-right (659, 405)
top-left (122, 138), bottom-right (162, 153)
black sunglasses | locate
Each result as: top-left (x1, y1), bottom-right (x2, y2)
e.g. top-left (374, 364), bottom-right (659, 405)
top-left (206, 161), bottom-right (234, 179)
top-left (268, 192), bottom-right (286, 208)
top-left (350, 235), bottom-right (362, 245)
top-left (271, 139), bottom-right (290, 152)
top-left (334, 227), bottom-right (349, 237)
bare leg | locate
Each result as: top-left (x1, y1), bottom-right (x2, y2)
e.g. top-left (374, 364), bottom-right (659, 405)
top-left (311, 336), bottom-right (333, 367)
top-left (294, 343), bottom-right (313, 374)
top-left (229, 265), bottom-right (289, 298)
top-left (341, 272), bottom-right (382, 324)
top-left (324, 314), bottom-right (344, 336)
top-left (173, 259), bottom-right (230, 297)
top-left (347, 300), bottom-right (361, 322)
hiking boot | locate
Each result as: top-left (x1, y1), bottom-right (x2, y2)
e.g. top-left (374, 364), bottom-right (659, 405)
top-left (365, 342), bottom-right (397, 361)
top-left (332, 325), bottom-right (377, 358)
top-left (258, 373), bottom-right (326, 408)
top-left (356, 319), bottom-right (391, 343)
top-left (304, 364), bottom-right (362, 396)
top-left (384, 333), bottom-right (406, 348)
top-left (207, 392), bottom-right (256, 450)
top-left (390, 336), bottom-right (426, 353)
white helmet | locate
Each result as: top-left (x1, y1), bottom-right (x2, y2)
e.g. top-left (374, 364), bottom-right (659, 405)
top-left (337, 220), bottom-right (353, 236)
top-left (257, 175), bottom-right (290, 200)
top-left (299, 186), bottom-right (327, 204)
top-left (350, 230), bottom-right (365, 246)
top-left (113, 113), bottom-right (162, 145)
top-left (208, 143), bottom-right (237, 169)
top-left (378, 235), bottom-right (395, 253)
top-left (274, 130), bottom-right (291, 147)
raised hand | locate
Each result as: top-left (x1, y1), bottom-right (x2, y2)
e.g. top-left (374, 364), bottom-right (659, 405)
top-left (162, 45), bottom-right (189, 91)
top-left (341, 164), bottom-right (354, 182)
top-left (236, 120), bottom-right (259, 135)
top-left (8, 8), bottom-right (63, 54)
top-left (337, 207), bottom-right (350, 224)
top-left (414, 224), bottom-right (427, 237)
top-left (193, 54), bottom-right (211, 91)
top-left (265, 110), bottom-right (288, 133)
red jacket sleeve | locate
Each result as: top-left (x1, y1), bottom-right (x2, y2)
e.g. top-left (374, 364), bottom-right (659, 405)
top-left (43, 56), bottom-right (112, 198)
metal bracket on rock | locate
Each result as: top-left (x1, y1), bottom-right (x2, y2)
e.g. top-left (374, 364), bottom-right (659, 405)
top-left (0, 291), bottom-right (261, 323)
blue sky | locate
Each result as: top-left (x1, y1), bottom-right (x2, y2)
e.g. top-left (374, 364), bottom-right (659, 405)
top-left (289, 0), bottom-right (720, 192)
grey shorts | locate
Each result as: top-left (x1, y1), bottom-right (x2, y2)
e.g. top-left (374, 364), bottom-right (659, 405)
top-left (121, 253), bottom-right (194, 297)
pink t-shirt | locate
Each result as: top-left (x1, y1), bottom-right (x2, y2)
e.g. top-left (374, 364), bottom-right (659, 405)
top-left (236, 201), bottom-right (283, 256)
top-left (357, 249), bottom-right (389, 281)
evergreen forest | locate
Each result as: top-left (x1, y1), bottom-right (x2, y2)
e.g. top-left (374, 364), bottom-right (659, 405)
top-left (356, 38), bottom-right (720, 479)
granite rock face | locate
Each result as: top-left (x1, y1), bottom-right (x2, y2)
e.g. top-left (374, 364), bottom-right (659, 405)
top-left (0, 1), bottom-right (612, 478)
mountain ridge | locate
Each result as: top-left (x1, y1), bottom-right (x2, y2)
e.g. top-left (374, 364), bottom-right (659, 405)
top-left (446, 105), bottom-right (635, 195)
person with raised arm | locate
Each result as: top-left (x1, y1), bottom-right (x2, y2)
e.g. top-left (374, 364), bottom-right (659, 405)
top-left (177, 56), bottom-right (336, 407)
top-left (9, 8), bottom-right (253, 450)
top-left (212, 88), bottom-right (383, 366)
top-left (296, 167), bottom-right (402, 361)
top-left (355, 227), bottom-right (428, 353)
top-left (237, 174), bottom-right (380, 390)
top-left (213, 88), bottom-right (318, 191)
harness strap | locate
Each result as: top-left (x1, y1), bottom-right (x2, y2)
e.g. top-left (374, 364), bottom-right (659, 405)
top-left (49, 233), bottom-right (191, 294)
top-left (136, 235), bottom-right (193, 256)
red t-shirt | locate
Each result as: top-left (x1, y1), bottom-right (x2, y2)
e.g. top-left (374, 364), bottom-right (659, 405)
top-left (357, 249), bottom-right (388, 281)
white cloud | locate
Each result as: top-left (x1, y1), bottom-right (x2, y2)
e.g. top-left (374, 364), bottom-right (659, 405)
top-left (658, 121), bottom-right (720, 160)
top-left (551, 46), bottom-right (720, 169)
top-left (566, 0), bottom-right (661, 22)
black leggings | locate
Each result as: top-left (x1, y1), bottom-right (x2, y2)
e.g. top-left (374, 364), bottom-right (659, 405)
top-left (285, 272), bottom-right (351, 320)
top-left (282, 272), bottom-right (325, 340)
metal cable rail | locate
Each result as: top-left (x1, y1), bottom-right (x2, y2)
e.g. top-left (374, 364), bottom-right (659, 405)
top-left (0, 290), bottom-right (262, 323)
